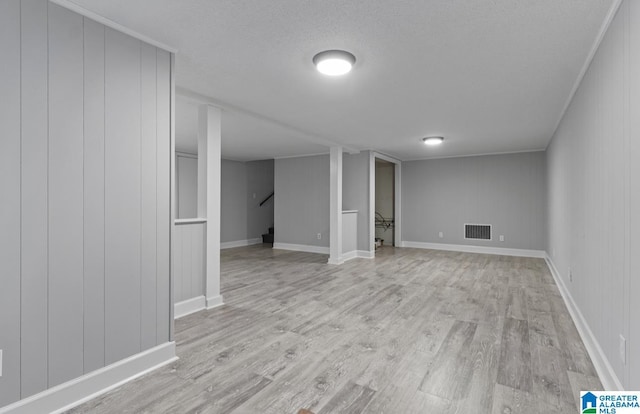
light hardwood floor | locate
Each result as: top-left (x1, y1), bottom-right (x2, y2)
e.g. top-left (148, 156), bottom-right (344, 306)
top-left (68, 245), bottom-right (602, 414)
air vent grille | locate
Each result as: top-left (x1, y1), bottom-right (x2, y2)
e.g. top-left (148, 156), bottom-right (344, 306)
top-left (465, 224), bottom-right (491, 240)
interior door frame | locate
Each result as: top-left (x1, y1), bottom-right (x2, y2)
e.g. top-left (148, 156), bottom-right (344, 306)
top-left (369, 152), bottom-right (401, 252)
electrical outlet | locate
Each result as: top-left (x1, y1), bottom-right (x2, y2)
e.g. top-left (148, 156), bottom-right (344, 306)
top-left (499, 235), bottom-right (504, 242)
top-left (568, 267), bottom-right (573, 282)
top-left (252, 193), bottom-right (256, 199)
top-left (620, 335), bottom-right (627, 364)
top-left (438, 232), bottom-right (443, 238)
top-left (317, 233), bottom-right (321, 240)
top-left (0, 349), bottom-right (3, 377)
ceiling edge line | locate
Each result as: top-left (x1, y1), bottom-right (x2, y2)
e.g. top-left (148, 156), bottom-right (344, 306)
top-left (547, 0), bottom-right (623, 147)
top-left (49, 0), bottom-right (178, 53)
top-left (176, 86), bottom-right (360, 154)
top-left (273, 152), bottom-right (330, 160)
top-left (402, 148), bottom-right (547, 162)
top-left (370, 151), bottom-right (403, 164)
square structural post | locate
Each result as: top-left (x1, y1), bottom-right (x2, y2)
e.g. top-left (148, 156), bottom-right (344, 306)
top-left (198, 104), bottom-right (223, 308)
top-left (329, 146), bottom-right (343, 264)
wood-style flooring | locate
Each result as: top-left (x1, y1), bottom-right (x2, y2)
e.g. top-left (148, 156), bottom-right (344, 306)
top-left (68, 245), bottom-right (602, 414)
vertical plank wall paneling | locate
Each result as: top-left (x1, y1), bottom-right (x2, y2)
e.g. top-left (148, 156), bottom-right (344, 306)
top-left (20, 0), bottom-right (49, 397)
top-left (105, 27), bottom-right (142, 365)
top-left (173, 226), bottom-right (183, 302)
top-left (182, 226), bottom-right (193, 298)
top-left (629, 0), bottom-right (640, 389)
top-left (156, 49), bottom-right (171, 343)
top-left (141, 43), bottom-right (159, 350)
top-left (47, 4), bottom-right (85, 387)
top-left (0, 0), bottom-right (22, 405)
top-left (194, 224), bottom-right (204, 296)
top-left (83, 17), bottom-right (106, 374)
top-left (0, 0), bottom-right (173, 407)
top-left (546, 0), bottom-right (633, 388)
top-left (173, 224), bottom-right (206, 303)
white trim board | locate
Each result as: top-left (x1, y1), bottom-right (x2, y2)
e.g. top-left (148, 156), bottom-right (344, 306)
top-left (0, 342), bottom-right (177, 414)
top-left (401, 241), bottom-right (545, 258)
top-left (206, 294), bottom-right (224, 310)
top-left (344, 250), bottom-right (375, 261)
top-left (544, 255), bottom-right (623, 391)
top-left (341, 250), bottom-right (358, 262)
top-left (402, 148), bottom-right (547, 162)
top-left (357, 250), bottom-right (375, 259)
top-left (48, 0), bottom-right (178, 52)
top-left (220, 238), bottom-right (262, 249)
top-left (549, 0), bottom-right (623, 140)
top-left (174, 295), bottom-right (206, 319)
top-left (273, 242), bottom-right (330, 255)
top-left (339, 250), bottom-right (375, 263)
top-left (372, 151), bottom-right (402, 165)
top-left (370, 152), bottom-right (402, 251)
top-left (274, 152), bottom-right (330, 160)
top-left (174, 218), bottom-right (207, 225)
top-left (175, 151), bottom-right (197, 159)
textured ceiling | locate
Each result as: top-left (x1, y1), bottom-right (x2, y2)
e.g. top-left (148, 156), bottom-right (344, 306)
top-left (69, 0), bottom-right (615, 161)
top-left (176, 97), bottom-right (328, 160)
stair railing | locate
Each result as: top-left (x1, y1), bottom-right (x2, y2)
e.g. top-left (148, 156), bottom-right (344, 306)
top-left (259, 192), bottom-right (274, 207)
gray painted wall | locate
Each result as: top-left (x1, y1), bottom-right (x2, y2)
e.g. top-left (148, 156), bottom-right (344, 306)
top-left (220, 159), bottom-right (274, 243)
top-left (247, 159), bottom-right (275, 239)
top-left (343, 152), bottom-right (371, 252)
top-left (402, 152), bottom-right (546, 250)
top-left (0, 1), bottom-right (171, 407)
top-left (547, 0), bottom-right (639, 388)
top-left (176, 155), bottom-right (198, 219)
top-left (221, 159), bottom-right (248, 242)
top-left (275, 155), bottom-right (330, 247)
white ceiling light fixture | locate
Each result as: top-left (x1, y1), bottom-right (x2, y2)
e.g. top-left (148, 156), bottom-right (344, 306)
top-left (313, 50), bottom-right (356, 76)
top-left (422, 136), bottom-right (444, 146)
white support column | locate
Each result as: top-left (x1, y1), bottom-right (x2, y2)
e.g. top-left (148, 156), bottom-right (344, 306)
top-left (198, 104), bottom-right (224, 309)
top-left (328, 146), bottom-right (343, 265)
top-left (197, 118), bottom-right (207, 219)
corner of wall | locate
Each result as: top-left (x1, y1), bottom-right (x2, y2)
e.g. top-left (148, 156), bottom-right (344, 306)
top-left (544, 254), bottom-right (623, 390)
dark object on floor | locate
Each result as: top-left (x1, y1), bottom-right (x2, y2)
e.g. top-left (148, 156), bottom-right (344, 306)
top-left (262, 226), bottom-right (274, 244)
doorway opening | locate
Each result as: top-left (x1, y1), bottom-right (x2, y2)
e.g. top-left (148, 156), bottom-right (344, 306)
top-left (373, 157), bottom-right (398, 249)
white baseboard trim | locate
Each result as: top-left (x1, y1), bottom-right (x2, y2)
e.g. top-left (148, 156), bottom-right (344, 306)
top-left (0, 342), bottom-right (177, 414)
top-left (357, 250), bottom-right (375, 259)
top-left (544, 255), bottom-right (623, 391)
top-left (338, 250), bottom-right (375, 262)
top-left (401, 241), bottom-right (545, 258)
top-left (220, 238), bottom-right (262, 249)
top-left (273, 242), bottom-right (330, 255)
top-left (174, 295), bottom-right (206, 319)
top-left (329, 250), bottom-right (375, 265)
top-left (206, 294), bottom-right (224, 310)
top-left (341, 250), bottom-right (358, 262)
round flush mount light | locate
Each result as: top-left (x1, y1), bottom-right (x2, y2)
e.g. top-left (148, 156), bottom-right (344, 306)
top-left (313, 50), bottom-right (356, 76)
top-left (422, 136), bottom-right (444, 146)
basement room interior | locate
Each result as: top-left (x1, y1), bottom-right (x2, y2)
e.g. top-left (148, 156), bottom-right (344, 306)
top-left (1, 1), bottom-right (639, 413)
